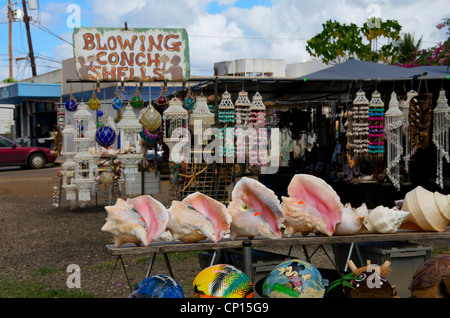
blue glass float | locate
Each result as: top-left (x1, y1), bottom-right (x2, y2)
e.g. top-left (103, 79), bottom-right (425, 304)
top-left (183, 97), bottom-right (195, 110)
top-left (112, 97), bottom-right (123, 110)
top-left (128, 274), bottom-right (184, 298)
top-left (95, 126), bottom-right (116, 148)
top-left (263, 259), bottom-right (325, 298)
top-left (65, 99), bottom-right (78, 112)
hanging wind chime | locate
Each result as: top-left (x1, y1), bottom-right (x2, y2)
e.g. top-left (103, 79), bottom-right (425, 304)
top-left (162, 97), bottom-right (189, 158)
top-left (190, 94), bottom-right (215, 145)
top-left (351, 90), bottom-right (370, 158)
top-left (368, 90), bottom-right (385, 157)
top-left (249, 91), bottom-right (267, 166)
top-left (409, 93), bottom-right (433, 157)
top-left (385, 91), bottom-right (404, 190)
top-left (218, 90), bottom-right (235, 160)
top-left (235, 90), bottom-right (252, 163)
top-left (432, 89), bottom-right (450, 189)
top-left (401, 89), bottom-right (418, 171)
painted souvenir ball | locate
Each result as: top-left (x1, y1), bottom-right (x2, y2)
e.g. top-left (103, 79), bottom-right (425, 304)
top-left (88, 97), bottom-right (100, 110)
top-left (128, 275), bottom-right (184, 298)
top-left (130, 95), bottom-right (144, 108)
top-left (263, 259), bottom-right (325, 298)
top-left (112, 97), bottom-right (123, 110)
top-left (193, 264), bottom-right (253, 298)
top-left (65, 99), bottom-right (77, 111)
top-left (183, 97), bottom-right (195, 110)
top-left (95, 126), bottom-right (116, 148)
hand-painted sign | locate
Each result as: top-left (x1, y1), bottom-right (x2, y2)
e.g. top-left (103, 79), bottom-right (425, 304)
top-left (73, 27), bottom-right (190, 82)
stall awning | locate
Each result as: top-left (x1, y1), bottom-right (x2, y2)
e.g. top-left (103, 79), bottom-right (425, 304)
top-left (0, 82), bottom-right (61, 104)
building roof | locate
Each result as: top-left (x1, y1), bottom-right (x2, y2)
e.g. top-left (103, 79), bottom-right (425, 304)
top-left (0, 82), bottom-right (61, 104)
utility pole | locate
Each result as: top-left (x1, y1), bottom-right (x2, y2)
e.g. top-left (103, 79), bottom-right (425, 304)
top-left (22, 0), bottom-right (37, 77)
top-left (8, 0), bottom-right (13, 78)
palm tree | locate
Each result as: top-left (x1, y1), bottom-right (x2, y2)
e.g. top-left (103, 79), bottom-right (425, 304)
top-left (397, 33), bottom-right (422, 63)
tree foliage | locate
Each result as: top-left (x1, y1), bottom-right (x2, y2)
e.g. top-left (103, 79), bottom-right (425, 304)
top-left (306, 19), bottom-right (402, 65)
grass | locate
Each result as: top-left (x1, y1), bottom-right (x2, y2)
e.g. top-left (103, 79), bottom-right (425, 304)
top-left (0, 267), bottom-right (97, 298)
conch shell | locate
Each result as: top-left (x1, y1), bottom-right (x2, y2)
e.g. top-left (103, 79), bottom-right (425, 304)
top-left (401, 186), bottom-right (450, 232)
top-left (167, 192), bottom-right (231, 242)
top-left (334, 203), bottom-right (366, 235)
top-left (102, 196), bottom-right (169, 247)
top-left (365, 205), bottom-right (409, 234)
top-left (228, 177), bottom-right (284, 239)
top-left (281, 174), bottom-right (342, 236)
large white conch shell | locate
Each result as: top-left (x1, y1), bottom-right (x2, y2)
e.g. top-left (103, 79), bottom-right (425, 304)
top-left (365, 205), bottom-right (409, 234)
top-left (334, 203), bottom-right (366, 235)
top-left (401, 186), bottom-right (450, 231)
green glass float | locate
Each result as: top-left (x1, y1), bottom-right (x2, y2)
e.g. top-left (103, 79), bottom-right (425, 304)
top-left (130, 85), bottom-right (144, 108)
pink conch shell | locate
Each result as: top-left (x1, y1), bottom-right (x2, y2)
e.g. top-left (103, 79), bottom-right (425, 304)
top-left (281, 174), bottom-right (342, 236)
top-left (102, 198), bottom-right (148, 247)
top-left (129, 195), bottom-right (169, 245)
top-left (228, 177), bottom-right (284, 240)
top-left (334, 204), bottom-right (365, 235)
top-left (167, 192), bottom-right (231, 242)
top-left (401, 186), bottom-right (450, 232)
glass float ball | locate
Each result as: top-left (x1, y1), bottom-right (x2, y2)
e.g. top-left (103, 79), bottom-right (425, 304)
top-left (129, 275), bottom-right (184, 298)
top-left (157, 95), bottom-right (168, 109)
top-left (262, 259), bottom-right (325, 298)
top-left (97, 109), bottom-right (104, 117)
top-left (183, 97), bottom-right (195, 110)
top-left (130, 95), bottom-right (144, 108)
top-left (88, 97), bottom-right (100, 110)
top-left (193, 264), bottom-right (253, 298)
top-left (65, 99), bottom-right (77, 111)
top-left (112, 97), bottom-right (123, 110)
top-left (139, 107), bottom-right (161, 132)
top-left (95, 126), bottom-right (116, 148)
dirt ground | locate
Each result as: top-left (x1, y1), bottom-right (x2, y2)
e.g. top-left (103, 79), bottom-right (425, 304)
top-left (0, 164), bottom-right (448, 299)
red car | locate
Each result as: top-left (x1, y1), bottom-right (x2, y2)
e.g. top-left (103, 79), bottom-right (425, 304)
top-left (0, 135), bottom-right (57, 169)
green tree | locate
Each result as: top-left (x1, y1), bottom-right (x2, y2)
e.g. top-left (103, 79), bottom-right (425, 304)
top-left (306, 19), bottom-right (402, 65)
top-left (396, 33), bottom-right (422, 64)
top-left (2, 77), bottom-right (16, 83)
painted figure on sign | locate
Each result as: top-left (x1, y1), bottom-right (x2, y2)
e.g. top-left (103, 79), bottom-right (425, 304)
top-left (77, 55), bottom-right (95, 79)
top-left (161, 54), bottom-right (183, 81)
top-left (278, 261), bottom-right (312, 293)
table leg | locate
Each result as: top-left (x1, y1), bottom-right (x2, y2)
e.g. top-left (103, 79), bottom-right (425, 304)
top-left (145, 253), bottom-right (157, 278)
top-left (242, 241), bottom-right (253, 280)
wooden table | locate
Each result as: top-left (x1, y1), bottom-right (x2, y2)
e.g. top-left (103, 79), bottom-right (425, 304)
top-left (104, 228), bottom-right (450, 294)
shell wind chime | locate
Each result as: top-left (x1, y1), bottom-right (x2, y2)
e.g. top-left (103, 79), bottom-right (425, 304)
top-left (249, 91), bottom-right (267, 166)
top-left (218, 91), bottom-right (235, 159)
top-left (368, 91), bottom-right (385, 157)
top-left (385, 92), bottom-right (404, 190)
top-left (432, 89), bottom-right (450, 189)
top-left (401, 90), bottom-right (418, 171)
top-left (235, 90), bottom-right (252, 163)
top-left (162, 98), bottom-right (189, 160)
top-left (351, 90), bottom-right (370, 157)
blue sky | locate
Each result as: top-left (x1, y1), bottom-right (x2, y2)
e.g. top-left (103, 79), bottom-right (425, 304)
top-left (1, 0), bottom-right (449, 81)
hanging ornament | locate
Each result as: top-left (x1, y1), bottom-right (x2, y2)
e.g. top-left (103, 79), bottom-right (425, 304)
top-left (218, 91), bottom-right (236, 159)
top-left (95, 125), bottom-right (116, 148)
top-left (249, 91), bottom-right (267, 166)
top-left (350, 90), bottom-right (370, 159)
top-left (157, 85), bottom-right (168, 110)
top-left (65, 86), bottom-right (78, 112)
top-left (97, 109), bottom-right (104, 117)
top-left (401, 90), bottom-right (418, 171)
top-left (385, 91), bottom-right (404, 190)
top-left (162, 97), bottom-right (189, 156)
top-left (235, 90), bottom-right (252, 163)
top-left (139, 103), bottom-right (162, 133)
top-left (190, 95), bottom-right (215, 139)
top-left (88, 88), bottom-right (101, 111)
top-left (112, 86), bottom-right (123, 110)
top-left (183, 85), bottom-right (195, 111)
top-left (130, 85), bottom-right (144, 108)
top-left (140, 127), bottom-right (161, 144)
top-left (432, 89), bottom-right (450, 189)
top-left (368, 91), bottom-right (385, 156)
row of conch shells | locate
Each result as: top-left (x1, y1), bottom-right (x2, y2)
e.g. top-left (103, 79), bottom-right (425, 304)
top-left (102, 176), bottom-right (450, 247)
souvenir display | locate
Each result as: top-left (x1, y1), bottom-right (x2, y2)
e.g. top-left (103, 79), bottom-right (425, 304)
top-left (432, 89), bottom-right (450, 188)
top-left (401, 90), bottom-right (418, 170)
top-left (281, 174), bottom-right (343, 237)
top-left (249, 91), bottom-right (267, 166)
top-left (263, 259), bottom-right (325, 298)
top-left (334, 204), bottom-right (365, 235)
top-left (102, 195), bottom-right (168, 247)
top-left (228, 177), bottom-right (284, 239)
top-left (409, 254), bottom-right (450, 298)
top-left (368, 90), bottom-right (385, 156)
top-left (129, 275), bottom-right (184, 298)
top-left (235, 90), bottom-right (252, 162)
top-left (217, 91), bottom-right (235, 159)
top-left (401, 185), bottom-right (450, 232)
top-left (166, 192), bottom-right (231, 243)
top-left (385, 91), bottom-right (404, 190)
top-left (364, 205), bottom-right (409, 234)
top-left (350, 90), bottom-right (370, 156)
top-left (193, 264), bottom-right (253, 298)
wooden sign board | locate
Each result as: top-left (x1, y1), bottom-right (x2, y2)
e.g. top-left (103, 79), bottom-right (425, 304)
top-left (73, 27), bottom-right (190, 82)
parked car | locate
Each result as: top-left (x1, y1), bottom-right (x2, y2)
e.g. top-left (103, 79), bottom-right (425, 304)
top-left (0, 135), bottom-right (57, 169)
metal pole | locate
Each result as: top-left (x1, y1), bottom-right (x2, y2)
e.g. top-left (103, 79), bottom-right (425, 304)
top-left (8, 0), bottom-right (13, 78)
